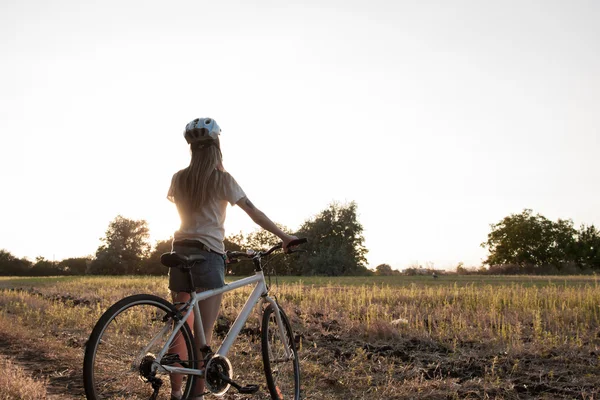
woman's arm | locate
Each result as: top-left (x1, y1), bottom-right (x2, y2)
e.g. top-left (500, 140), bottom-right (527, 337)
top-left (236, 196), bottom-right (298, 250)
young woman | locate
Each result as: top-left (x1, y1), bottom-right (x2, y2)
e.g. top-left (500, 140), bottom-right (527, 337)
top-left (167, 117), bottom-right (298, 400)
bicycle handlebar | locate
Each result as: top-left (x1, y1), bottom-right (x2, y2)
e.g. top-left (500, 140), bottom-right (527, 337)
top-left (226, 238), bottom-right (308, 262)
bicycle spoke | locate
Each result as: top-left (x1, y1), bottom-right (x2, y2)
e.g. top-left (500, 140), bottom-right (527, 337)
top-left (262, 305), bottom-right (300, 399)
top-left (84, 295), bottom-right (197, 400)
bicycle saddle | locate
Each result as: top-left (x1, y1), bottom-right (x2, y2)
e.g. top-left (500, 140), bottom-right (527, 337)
top-left (160, 252), bottom-right (207, 269)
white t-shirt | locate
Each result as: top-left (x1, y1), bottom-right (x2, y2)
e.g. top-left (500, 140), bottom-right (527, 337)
top-left (168, 171), bottom-right (246, 254)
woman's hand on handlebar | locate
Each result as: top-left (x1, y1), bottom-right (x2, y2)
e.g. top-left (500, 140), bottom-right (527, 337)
top-left (282, 234), bottom-right (299, 254)
top-left (227, 238), bottom-right (307, 262)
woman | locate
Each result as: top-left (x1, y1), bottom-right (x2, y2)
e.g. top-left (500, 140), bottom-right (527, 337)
top-left (167, 117), bottom-right (297, 400)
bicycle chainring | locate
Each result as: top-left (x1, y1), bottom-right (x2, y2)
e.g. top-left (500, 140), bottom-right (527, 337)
top-left (204, 355), bottom-right (233, 396)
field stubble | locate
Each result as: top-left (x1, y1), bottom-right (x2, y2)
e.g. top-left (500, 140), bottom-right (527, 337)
top-left (0, 275), bottom-right (598, 399)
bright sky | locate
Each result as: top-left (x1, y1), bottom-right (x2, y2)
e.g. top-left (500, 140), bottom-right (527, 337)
top-left (1, 0), bottom-right (599, 271)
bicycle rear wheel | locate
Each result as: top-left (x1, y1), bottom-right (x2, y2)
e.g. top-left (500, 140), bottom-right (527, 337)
top-left (261, 304), bottom-right (300, 400)
top-left (83, 294), bottom-right (197, 400)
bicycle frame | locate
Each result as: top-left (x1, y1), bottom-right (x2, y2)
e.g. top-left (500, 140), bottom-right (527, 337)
top-left (146, 269), bottom-right (292, 378)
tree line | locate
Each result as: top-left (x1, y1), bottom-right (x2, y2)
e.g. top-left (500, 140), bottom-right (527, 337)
top-left (480, 209), bottom-right (600, 274)
top-left (2, 207), bottom-right (598, 276)
top-left (0, 202), bottom-right (376, 277)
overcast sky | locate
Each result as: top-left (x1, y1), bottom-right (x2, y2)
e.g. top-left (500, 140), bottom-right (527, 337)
top-left (1, 0), bottom-right (599, 270)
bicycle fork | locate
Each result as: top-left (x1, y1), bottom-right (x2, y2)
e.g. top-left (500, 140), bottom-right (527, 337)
top-left (262, 296), bottom-right (294, 360)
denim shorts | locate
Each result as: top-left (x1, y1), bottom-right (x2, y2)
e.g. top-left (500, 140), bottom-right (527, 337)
top-left (168, 242), bottom-right (226, 292)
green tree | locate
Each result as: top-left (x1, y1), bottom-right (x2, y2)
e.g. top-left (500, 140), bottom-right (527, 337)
top-left (224, 232), bottom-right (245, 252)
top-left (293, 201), bottom-right (369, 276)
top-left (575, 224), bottom-right (600, 270)
top-left (375, 263), bottom-right (394, 276)
top-left (58, 257), bottom-right (92, 275)
top-left (224, 233), bottom-right (250, 275)
top-left (248, 225), bottom-right (296, 275)
top-left (141, 238), bottom-right (173, 276)
top-left (0, 250), bottom-right (32, 276)
top-left (30, 256), bottom-right (61, 276)
top-left (89, 215), bottom-right (151, 275)
top-left (481, 209), bottom-right (577, 270)
top-left (223, 226), bottom-right (294, 276)
top-left (245, 229), bottom-right (281, 250)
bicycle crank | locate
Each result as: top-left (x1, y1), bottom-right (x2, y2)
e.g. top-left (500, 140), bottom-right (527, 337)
top-left (205, 355), bottom-right (259, 395)
top-left (215, 372), bottom-right (259, 395)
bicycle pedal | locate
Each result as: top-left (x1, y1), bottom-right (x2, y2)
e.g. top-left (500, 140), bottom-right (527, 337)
top-left (238, 384), bottom-right (259, 394)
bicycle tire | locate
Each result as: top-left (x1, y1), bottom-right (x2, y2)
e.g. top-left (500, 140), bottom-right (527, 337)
top-left (261, 303), bottom-right (301, 400)
top-left (83, 294), bottom-right (197, 400)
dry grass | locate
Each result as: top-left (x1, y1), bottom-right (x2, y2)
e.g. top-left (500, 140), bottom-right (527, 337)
top-left (0, 355), bottom-right (48, 400)
top-left (0, 275), bottom-right (599, 399)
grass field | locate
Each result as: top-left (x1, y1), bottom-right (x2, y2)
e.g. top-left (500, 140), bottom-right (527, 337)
top-left (0, 275), bottom-right (599, 399)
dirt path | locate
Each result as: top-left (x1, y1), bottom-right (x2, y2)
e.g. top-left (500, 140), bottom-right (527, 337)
top-left (0, 328), bottom-right (84, 399)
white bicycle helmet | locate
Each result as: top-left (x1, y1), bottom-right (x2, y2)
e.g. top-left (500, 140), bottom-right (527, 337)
top-left (184, 118), bottom-right (221, 144)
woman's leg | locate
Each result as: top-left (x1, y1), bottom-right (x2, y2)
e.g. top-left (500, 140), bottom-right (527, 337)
top-left (169, 290), bottom-right (223, 398)
top-left (169, 291), bottom-right (193, 396)
top-left (192, 290), bottom-right (223, 397)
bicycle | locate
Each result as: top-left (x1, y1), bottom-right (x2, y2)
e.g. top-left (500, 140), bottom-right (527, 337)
top-left (83, 238), bottom-right (307, 400)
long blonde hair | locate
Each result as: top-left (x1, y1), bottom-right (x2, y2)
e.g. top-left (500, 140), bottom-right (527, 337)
top-left (172, 140), bottom-right (224, 211)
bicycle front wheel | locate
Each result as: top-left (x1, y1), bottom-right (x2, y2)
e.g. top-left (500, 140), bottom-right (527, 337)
top-left (261, 304), bottom-right (300, 400)
top-left (83, 294), bottom-right (197, 400)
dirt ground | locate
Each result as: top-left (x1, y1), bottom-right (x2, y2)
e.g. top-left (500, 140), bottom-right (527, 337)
top-left (1, 281), bottom-right (599, 399)
top-left (1, 318), bottom-right (599, 399)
